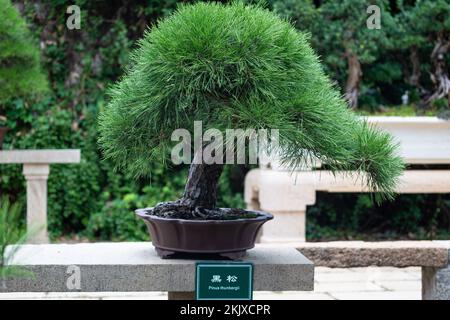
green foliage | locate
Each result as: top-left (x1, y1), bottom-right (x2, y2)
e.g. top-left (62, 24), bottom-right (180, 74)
top-left (85, 166), bottom-right (186, 241)
top-left (399, 0), bottom-right (450, 42)
top-left (0, 197), bottom-right (25, 264)
top-left (0, 0), bottom-right (47, 104)
top-left (307, 193), bottom-right (450, 241)
top-left (273, 0), bottom-right (397, 81)
top-left (319, 0), bottom-right (396, 61)
top-left (99, 2), bottom-right (403, 200)
top-left (273, 0), bottom-right (450, 112)
top-left (0, 197), bottom-right (34, 281)
top-left (395, 0), bottom-right (450, 107)
top-left (271, 0), bottom-right (317, 36)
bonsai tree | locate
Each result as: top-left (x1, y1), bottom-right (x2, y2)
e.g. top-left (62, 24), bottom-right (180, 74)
top-left (99, 2), bottom-right (404, 220)
top-left (0, 0), bottom-right (47, 107)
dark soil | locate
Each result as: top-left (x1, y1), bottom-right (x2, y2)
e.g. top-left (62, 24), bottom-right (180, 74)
top-left (145, 200), bottom-right (259, 220)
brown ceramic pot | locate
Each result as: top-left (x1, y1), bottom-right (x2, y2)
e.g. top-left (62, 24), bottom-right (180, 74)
top-left (136, 208), bottom-right (273, 259)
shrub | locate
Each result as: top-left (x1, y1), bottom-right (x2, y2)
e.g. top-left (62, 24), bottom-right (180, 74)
top-left (0, 0), bottom-right (47, 104)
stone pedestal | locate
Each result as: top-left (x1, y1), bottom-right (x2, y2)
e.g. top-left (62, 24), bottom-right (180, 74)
top-left (23, 164), bottom-right (49, 244)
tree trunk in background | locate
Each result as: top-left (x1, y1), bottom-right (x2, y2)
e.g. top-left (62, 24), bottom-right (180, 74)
top-left (181, 150), bottom-right (224, 209)
top-left (426, 34), bottom-right (450, 108)
top-left (409, 45), bottom-right (422, 88)
top-left (344, 49), bottom-right (362, 109)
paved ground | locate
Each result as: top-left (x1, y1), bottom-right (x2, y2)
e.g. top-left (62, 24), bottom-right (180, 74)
top-left (0, 266), bottom-right (421, 300)
top-left (256, 266), bottom-right (421, 300)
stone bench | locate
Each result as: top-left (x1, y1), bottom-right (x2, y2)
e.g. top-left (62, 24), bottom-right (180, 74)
top-left (0, 242), bottom-right (314, 300)
top-left (246, 169), bottom-right (450, 243)
top-left (283, 241), bottom-right (449, 300)
top-left (245, 116), bottom-right (450, 243)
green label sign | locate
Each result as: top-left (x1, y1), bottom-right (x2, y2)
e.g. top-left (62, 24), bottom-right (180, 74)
top-left (195, 262), bottom-right (253, 300)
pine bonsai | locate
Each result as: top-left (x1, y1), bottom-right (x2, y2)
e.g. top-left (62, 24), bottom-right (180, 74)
top-left (0, 0), bottom-right (47, 105)
top-left (99, 2), bottom-right (404, 220)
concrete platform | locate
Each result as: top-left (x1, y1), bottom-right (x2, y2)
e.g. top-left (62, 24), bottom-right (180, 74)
top-left (0, 242), bottom-right (314, 293)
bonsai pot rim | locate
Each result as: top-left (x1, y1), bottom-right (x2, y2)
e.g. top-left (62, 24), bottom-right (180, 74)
top-left (135, 207), bottom-right (273, 258)
top-left (135, 208), bottom-right (273, 223)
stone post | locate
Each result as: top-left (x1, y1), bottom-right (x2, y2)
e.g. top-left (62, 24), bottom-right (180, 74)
top-left (422, 267), bottom-right (450, 300)
top-left (422, 247), bottom-right (450, 300)
top-left (244, 169), bottom-right (317, 243)
top-left (259, 210), bottom-right (306, 243)
top-left (23, 164), bottom-right (50, 244)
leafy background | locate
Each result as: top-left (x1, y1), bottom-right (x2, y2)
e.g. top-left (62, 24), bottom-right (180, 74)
top-left (0, 0), bottom-right (449, 242)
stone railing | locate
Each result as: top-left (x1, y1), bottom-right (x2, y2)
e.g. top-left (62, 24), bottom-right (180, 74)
top-left (0, 150), bottom-right (81, 243)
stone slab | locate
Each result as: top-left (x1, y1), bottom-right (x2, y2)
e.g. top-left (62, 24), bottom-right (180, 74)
top-left (297, 241), bottom-right (449, 268)
top-left (285, 241), bottom-right (449, 268)
top-left (0, 150), bottom-right (80, 164)
top-left (0, 242), bottom-right (314, 293)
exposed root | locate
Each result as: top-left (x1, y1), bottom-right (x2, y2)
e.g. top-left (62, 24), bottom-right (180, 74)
top-left (145, 200), bottom-right (257, 220)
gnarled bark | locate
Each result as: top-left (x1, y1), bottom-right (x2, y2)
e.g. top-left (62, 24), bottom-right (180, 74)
top-left (181, 162), bottom-right (224, 209)
top-left (179, 146), bottom-right (224, 208)
top-left (426, 33), bottom-right (450, 108)
top-left (151, 148), bottom-right (225, 219)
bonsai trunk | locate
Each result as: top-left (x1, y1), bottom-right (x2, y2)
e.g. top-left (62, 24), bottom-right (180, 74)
top-left (181, 161), bottom-right (224, 209)
top-left (151, 148), bottom-right (226, 219)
